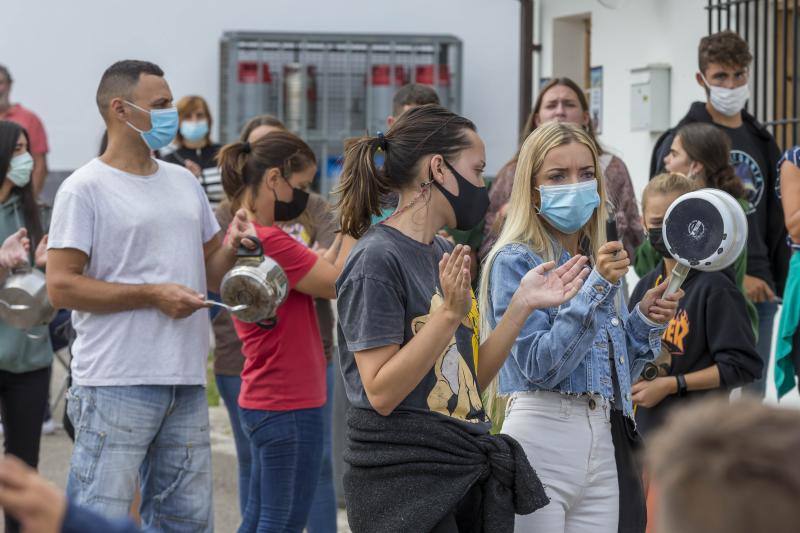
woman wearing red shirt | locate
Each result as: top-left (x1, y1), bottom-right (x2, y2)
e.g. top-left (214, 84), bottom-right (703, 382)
top-left (217, 131), bottom-right (354, 533)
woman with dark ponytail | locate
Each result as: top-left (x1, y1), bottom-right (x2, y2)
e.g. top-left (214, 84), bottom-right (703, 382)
top-left (334, 104), bottom-right (591, 532)
top-left (636, 121), bottom-right (757, 333)
top-left (217, 131), bottom-right (354, 533)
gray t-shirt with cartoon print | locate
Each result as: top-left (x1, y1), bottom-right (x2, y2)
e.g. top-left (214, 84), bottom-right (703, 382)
top-left (336, 224), bottom-right (491, 434)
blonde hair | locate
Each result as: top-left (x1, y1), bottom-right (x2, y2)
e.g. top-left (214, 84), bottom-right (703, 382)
top-left (477, 122), bottom-right (607, 418)
top-left (641, 172), bottom-right (698, 215)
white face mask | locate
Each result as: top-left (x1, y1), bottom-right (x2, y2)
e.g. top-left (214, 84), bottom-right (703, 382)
top-left (701, 73), bottom-right (750, 117)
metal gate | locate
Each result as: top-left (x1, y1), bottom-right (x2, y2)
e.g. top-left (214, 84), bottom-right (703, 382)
top-left (219, 32), bottom-right (463, 197)
top-left (706, 0), bottom-right (799, 150)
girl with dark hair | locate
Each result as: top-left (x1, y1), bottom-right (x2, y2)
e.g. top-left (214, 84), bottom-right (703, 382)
top-left (636, 121), bottom-right (758, 334)
top-left (334, 104), bottom-right (590, 532)
top-left (217, 130), bottom-right (354, 533)
top-left (480, 77), bottom-right (643, 263)
top-left (664, 122), bottom-right (746, 198)
top-left (0, 120), bottom-right (51, 533)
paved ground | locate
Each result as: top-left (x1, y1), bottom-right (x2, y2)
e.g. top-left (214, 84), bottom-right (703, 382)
top-left (12, 355), bottom-right (352, 533)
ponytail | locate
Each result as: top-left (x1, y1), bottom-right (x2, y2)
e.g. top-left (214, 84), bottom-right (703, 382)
top-left (217, 140), bottom-right (251, 212)
top-left (335, 137), bottom-right (390, 238)
top-left (335, 104), bottom-right (476, 239)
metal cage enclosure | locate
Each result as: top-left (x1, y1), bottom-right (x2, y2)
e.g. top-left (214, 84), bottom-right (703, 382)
top-left (219, 32), bottom-right (463, 197)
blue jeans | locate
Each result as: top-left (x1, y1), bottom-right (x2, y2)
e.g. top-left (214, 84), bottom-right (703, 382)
top-left (238, 407), bottom-right (324, 533)
top-left (306, 362), bottom-right (336, 533)
top-left (745, 301), bottom-right (779, 397)
top-left (66, 385), bottom-right (213, 532)
top-left (216, 374), bottom-right (252, 515)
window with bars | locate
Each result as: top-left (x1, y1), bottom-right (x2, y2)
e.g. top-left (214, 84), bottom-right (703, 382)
top-left (707, 0), bottom-right (799, 150)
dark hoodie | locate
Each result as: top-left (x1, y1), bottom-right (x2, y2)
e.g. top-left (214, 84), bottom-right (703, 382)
top-left (629, 263), bottom-right (762, 437)
top-left (650, 101), bottom-right (790, 297)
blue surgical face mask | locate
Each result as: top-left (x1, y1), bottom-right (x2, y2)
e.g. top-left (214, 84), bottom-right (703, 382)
top-left (180, 120), bottom-right (209, 142)
top-left (7, 152), bottom-right (33, 188)
top-left (125, 101), bottom-right (179, 150)
top-left (537, 179), bottom-right (601, 234)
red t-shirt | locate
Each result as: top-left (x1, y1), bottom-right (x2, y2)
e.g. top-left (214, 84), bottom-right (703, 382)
top-left (1, 104), bottom-right (48, 154)
top-left (233, 224), bottom-right (325, 411)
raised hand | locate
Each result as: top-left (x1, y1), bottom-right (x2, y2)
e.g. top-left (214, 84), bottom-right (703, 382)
top-left (439, 244), bottom-right (472, 320)
top-left (639, 279), bottom-right (683, 324)
top-left (596, 241), bottom-right (629, 284)
top-left (0, 228), bottom-right (31, 270)
top-left (227, 209), bottom-right (258, 252)
top-left (516, 255), bottom-right (590, 311)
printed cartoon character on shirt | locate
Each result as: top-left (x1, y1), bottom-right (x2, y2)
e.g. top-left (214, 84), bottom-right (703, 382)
top-left (280, 221), bottom-right (312, 247)
top-left (411, 291), bottom-right (485, 425)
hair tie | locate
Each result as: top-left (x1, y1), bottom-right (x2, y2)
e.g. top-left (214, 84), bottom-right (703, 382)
top-left (376, 132), bottom-right (388, 152)
top-left (242, 141), bottom-right (251, 154)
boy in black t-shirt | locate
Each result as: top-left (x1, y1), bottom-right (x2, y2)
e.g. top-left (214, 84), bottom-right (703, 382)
top-left (649, 31), bottom-right (789, 397)
top-left (629, 173), bottom-right (762, 436)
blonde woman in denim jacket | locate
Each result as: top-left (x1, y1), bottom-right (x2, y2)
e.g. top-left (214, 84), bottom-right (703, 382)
top-left (478, 122), bottom-right (682, 533)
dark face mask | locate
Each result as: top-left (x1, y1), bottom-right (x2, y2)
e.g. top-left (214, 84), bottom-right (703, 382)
top-left (433, 160), bottom-right (490, 231)
top-left (648, 226), bottom-right (672, 257)
top-left (273, 183), bottom-right (310, 221)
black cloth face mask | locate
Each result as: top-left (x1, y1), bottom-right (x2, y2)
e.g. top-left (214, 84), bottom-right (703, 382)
top-left (648, 226), bottom-right (671, 257)
top-left (433, 159), bottom-right (490, 231)
top-left (274, 183), bottom-right (310, 221)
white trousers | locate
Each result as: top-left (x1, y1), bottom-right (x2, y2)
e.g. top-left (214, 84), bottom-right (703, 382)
top-left (502, 391), bottom-right (619, 533)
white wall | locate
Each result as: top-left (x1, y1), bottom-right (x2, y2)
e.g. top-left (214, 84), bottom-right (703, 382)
top-left (0, 0), bottom-right (519, 174)
top-left (539, 0), bottom-right (707, 198)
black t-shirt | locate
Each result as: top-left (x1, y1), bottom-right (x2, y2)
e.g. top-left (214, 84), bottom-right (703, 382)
top-left (336, 224), bottom-right (491, 434)
top-left (161, 144), bottom-right (223, 206)
top-left (721, 124), bottom-right (774, 286)
top-left (629, 263), bottom-right (762, 436)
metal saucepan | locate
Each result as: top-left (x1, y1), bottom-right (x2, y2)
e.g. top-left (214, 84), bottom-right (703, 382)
top-left (0, 266), bottom-right (56, 330)
top-left (220, 236), bottom-right (289, 329)
top-left (662, 188), bottom-right (748, 296)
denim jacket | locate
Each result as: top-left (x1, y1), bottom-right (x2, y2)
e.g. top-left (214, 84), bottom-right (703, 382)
top-left (487, 242), bottom-right (665, 418)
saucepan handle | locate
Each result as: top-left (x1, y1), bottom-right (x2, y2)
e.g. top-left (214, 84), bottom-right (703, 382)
top-left (236, 236), bottom-right (263, 258)
top-left (256, 318), bottom-right (277, 330)
top-left (664, 263), bottom-right (691, 298)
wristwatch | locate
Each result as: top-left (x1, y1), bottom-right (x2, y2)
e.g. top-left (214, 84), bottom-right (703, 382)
top-left (676, 374), bottom-right (688, 397)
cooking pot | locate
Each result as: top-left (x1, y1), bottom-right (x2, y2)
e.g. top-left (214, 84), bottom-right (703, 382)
top-left (220, 237), bottom-right (288, 329)
top-left (662, 188), bottom-right (748, 296)
top-left (0, 266), bottom-right (56, 330)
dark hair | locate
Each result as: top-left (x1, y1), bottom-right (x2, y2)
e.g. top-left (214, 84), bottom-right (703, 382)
top-left (0, 121), bottom-right (43, 246)
top-left (335, 104), bottom-right (475, 238)
top-left (520, 77), bottom-right (598, 152)
top-left (392, 84), bottom-right (441, 117)
top-left (699, 30), bottom-right (753, 73)
top-left (0, 64), bottom-right (11, 84)
top-left (676, 123), bottom-right (745, 199)
top-left (217, 131), bottom-right (316, 212)
top-left (239, 115), bottom-right (286, 142)
top-left (96, 60), bottom-right (164, 119)
top-left (176, 95), bottom-right (213, 146)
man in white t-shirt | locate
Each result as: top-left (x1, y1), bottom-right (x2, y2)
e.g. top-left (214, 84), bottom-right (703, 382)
top-left (46, 60), bottom-right (253, 532)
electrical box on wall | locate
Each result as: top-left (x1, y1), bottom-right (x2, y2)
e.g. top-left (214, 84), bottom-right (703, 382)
top-left (630, 64), bottom-right (670, 133)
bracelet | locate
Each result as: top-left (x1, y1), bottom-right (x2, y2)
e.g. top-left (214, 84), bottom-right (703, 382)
top-left (676, 374), bottom-right (688, 397)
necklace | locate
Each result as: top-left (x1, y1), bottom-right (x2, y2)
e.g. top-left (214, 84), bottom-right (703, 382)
top-left (383, 181), bottom-right (432, 222)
